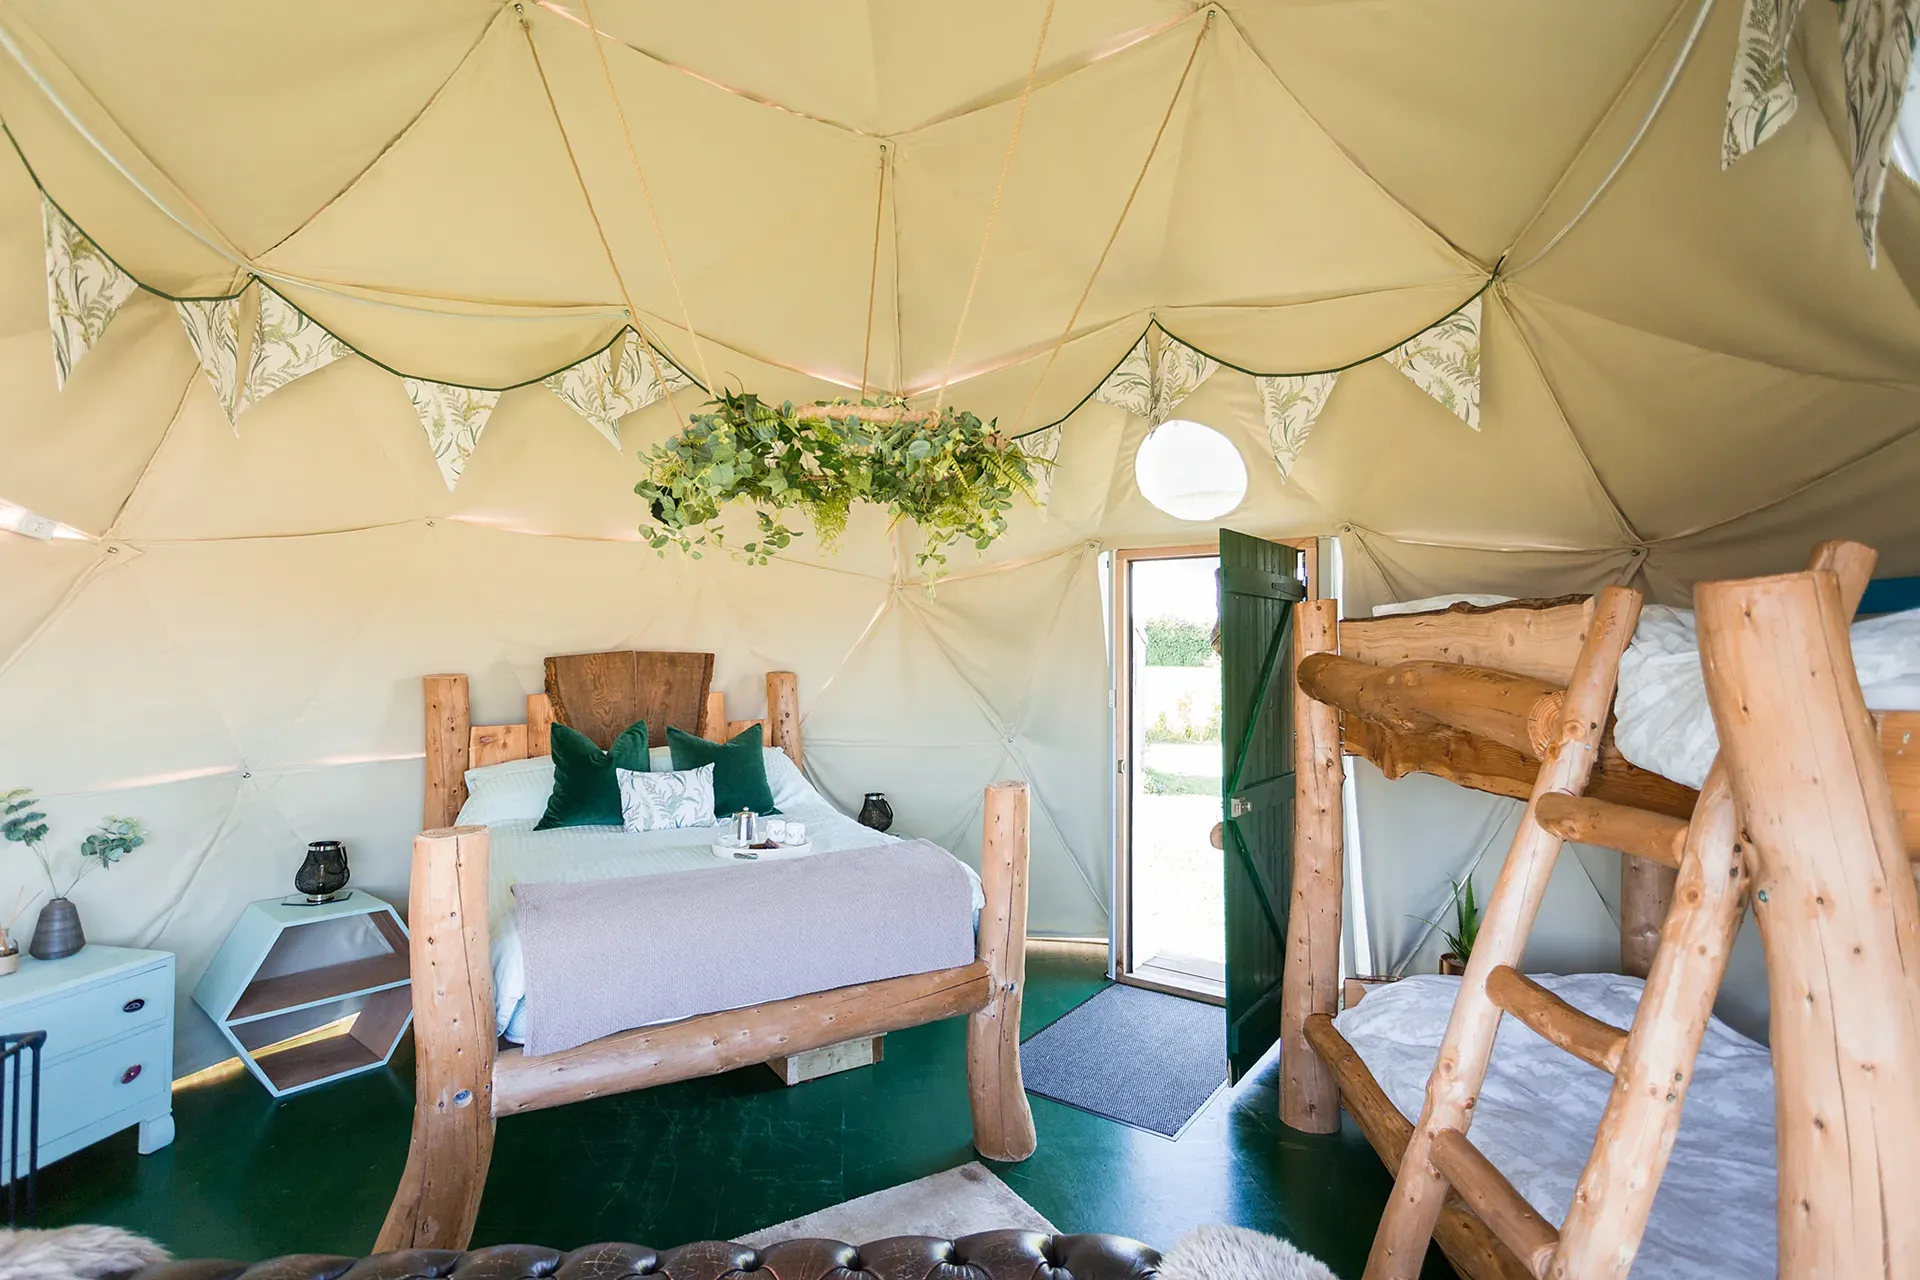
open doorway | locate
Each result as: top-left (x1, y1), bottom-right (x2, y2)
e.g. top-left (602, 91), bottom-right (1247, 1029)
top-left (1114, 547), bottom-right (1226, 1002)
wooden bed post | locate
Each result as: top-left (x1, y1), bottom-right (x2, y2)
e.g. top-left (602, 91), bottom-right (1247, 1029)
top-left (376, 826), bottom-right (497, 1253)
top-left (1618, 856), bottom-right (1675, 979)
top-left (1366, 586), bottom-right (1642, 1280)
top-left (968, 781), bottom-right (1037, 1162)
top-left (423, 676), bottom-right (472, 830)
top-left (767, 671), bottom-right (803, 767)
top-left (1698, 566), bottom-right (1920, 1280)
top-left (1281, 597), bottom-right (1343, 1133)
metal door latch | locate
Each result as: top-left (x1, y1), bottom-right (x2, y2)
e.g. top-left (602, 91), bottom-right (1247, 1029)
top-left (1230, 796), bottom-right (1252, 817)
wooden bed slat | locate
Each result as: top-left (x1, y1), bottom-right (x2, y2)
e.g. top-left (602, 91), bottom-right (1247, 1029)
top-left (545, 650), bottom-right (714, 749)
top-left (1335, 596), bottom-right (1595, 686)
top-left (1300, 652), bottom-right (1565, 761)
top-left (1430, 1129), bottom-right (1559, 1279)
top-left (493, 961), bottom-right (993, 1117)
top-left (1485, 966), bottom-right (1625, 1075)
top-left (1302, 1016), bottom-right (1534, 1280)
top-left (1534, 794), bottom-right (1687, 868)
top-left (1340, 711), bottom-right (1700, 820)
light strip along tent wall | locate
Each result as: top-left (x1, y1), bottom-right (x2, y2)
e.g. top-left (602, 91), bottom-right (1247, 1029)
top-left (2, 0), bottom-right (1918, 1069)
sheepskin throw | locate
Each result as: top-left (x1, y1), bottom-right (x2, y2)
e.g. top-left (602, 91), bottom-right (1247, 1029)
top-left (1157, 1225), bottom-right (1336, 1280)
top-left (0, 1224), bottom-right (168, 1280)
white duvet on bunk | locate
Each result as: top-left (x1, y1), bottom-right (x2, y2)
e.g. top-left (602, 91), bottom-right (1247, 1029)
top-left (452, 748), bottom-right (984, 1041)
top-left (1614, 604), bottom-right (1920, 788)
top-left (1335, 973), bottom-right (1776, 1280)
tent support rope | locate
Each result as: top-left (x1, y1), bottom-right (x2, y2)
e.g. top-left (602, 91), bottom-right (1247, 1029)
top-left (575, 0), bottom-right (716, 396)
top-left (1013, 11), bottom-right (1211, 433)
top-left (933, 0), bottom-right (1058, 414)
top-left (861, 144), bottom-right (889, 399)
top-left (521, 14), bottom-right (690, 430)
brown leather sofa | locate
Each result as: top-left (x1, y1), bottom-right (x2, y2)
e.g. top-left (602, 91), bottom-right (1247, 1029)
top-left (128, 1230), bottom-right (1163, 1280)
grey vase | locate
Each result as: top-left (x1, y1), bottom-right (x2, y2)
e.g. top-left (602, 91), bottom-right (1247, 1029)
top-left (30, 897), bottom-right (84, 960)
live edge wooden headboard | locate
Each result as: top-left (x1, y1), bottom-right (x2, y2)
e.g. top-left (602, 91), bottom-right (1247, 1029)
top-left (421, 650), bottom-right (803, 829)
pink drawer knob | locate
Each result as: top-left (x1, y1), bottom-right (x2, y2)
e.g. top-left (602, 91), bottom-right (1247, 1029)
top-left (122, 998), bottom-right (145, 1014)
top-left (120, 1064), bottom-right (142, 1085)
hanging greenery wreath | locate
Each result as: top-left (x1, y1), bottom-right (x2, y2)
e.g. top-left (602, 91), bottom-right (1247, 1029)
top-left (635, 392), bottom-right (1044, 577)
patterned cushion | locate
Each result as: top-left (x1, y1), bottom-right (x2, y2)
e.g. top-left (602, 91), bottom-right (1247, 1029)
top-left (617, 765), bottom-right (717, 832)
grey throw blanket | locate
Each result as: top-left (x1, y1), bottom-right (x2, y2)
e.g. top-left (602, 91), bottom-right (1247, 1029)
top-left (512, 839), bottom-right (978, 1056)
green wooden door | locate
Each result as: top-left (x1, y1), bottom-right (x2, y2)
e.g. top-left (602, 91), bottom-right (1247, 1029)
top-left (1218, 530), bottom-right (1306, 1082)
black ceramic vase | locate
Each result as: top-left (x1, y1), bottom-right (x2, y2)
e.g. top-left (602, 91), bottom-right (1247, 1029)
top-left (856, 792), bottom-right (894, 833)
top-left (295, 840), bottom-right (351, 901)
top-left (29, 897), bottom-right (84, 960)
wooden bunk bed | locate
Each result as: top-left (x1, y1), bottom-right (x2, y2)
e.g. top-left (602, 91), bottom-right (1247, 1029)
top-left (1273, 541), bottom-right (1920, 1280)
top-left (379, 652), bottom-right (1036, 1252)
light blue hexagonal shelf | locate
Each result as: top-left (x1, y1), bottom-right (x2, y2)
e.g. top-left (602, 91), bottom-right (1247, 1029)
top-left (192, 890), bottom-right (412, 1097)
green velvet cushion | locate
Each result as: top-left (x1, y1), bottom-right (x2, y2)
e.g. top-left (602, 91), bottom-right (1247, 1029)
top-left (667, 723), bottom-right (780, 818)
top-left (535, 720), bottom-right (650, 829)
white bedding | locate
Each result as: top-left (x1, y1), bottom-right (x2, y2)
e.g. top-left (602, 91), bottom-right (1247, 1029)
top-left (1335, 973), bottom-right (1776, 1280)
top-left (1614, 604), bottom-right (1920, 788)
top-left (454, 750), bottom-right (984, 1039)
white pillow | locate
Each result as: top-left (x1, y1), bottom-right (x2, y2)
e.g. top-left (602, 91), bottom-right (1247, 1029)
top-left (617, 764), bottom-right (717, 832)
top-left (759, 747), bottom-right (818, 810)
top-left (458, 756), bottom-right (556, 826)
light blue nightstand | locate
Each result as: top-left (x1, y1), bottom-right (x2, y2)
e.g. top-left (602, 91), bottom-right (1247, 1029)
top-left (192, 890), bottom-right (412, 1097)
top-left (0, 946), bottom-right (175, 1180)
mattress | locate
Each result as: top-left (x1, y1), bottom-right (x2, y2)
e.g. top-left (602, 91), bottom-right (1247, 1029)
top-left (1613, 603), bottom-right (1920, 788)
top-left (456, 767), bottom-right (984, 1041)
top-left (1334, 973), bottom-right (1776, 1280)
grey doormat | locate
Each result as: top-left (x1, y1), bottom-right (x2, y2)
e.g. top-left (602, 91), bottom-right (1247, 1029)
top-left (1019, 983), bottom-right (1227, 1137)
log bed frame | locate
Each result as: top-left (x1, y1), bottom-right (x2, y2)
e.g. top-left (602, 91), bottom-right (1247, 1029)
top-left (379, 658), bottom-right (1037, 1252)
top-left (1274, 542), bottom-right (1920, 1280)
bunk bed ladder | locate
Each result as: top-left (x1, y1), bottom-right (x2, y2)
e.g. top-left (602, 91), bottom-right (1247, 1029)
top-left (1364, 542), bottom-right (1879, 1280)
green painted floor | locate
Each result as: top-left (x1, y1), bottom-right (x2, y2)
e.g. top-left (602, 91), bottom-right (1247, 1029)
top-left (38, 946), bottom-right (1454, 1280)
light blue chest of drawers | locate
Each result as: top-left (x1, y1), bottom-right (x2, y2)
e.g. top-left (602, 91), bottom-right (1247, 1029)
top-left (0, 946), bottom-right (175, 1180)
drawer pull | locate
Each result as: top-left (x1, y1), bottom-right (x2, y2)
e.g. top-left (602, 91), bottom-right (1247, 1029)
top-left (123, 998), bottom-right (146, 1014)
top-left (121, 1064), bottom-right (142, 1085)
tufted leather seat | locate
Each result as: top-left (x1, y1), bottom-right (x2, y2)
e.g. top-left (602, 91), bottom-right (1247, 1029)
top-left (127, 1230), bottom-right (1162, 1280)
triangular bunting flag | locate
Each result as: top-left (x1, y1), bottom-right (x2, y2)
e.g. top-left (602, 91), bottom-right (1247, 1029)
top-left (1256, 372), bottom-right (1339, 483)
top-left (43, 197), bottom-right (139, 390)
top-left (1090, 335), bottom-right (1151, 417)
top-left (402, 378), bottom-right (502, 490)
top-left (1148, 335), bottom-right (1218, 426)
top-left (544, 329), bottom-right (692, 449)
top-left (247, 286), bottom-right (351, 411)
top-left (1723, 0), bottom-right (1804, 168)
top-left (1836, 0), bottom-right (1920, 263)
top-left (1013, 423), bottom-right (1064, 509)
top-left (175, 297), bottom-right (246, 430)
top-left (1383, 296), bottom-right (1481, 429)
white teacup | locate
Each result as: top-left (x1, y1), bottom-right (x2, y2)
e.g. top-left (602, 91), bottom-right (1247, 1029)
top-left (783, 821), bottom-right (806, 844)
top-left (763, 819), bottom-right (788, 844)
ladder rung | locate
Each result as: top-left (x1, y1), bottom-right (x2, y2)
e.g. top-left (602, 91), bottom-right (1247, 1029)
top-left (1487, 965), bottom-right (1627, 1074)
top-left (1430, 1127), bottom-right (1558, 1279)
top-left (1534, 792), bottom-right (1687, 868)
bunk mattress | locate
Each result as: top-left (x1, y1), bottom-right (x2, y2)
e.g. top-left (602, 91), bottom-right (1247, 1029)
top-left (454, 756), bottom-right (984, 1041)
top-left (1334, 973), bottom-right (1776, 1280)
top-left (1614, 603), bottom-right (1920, 788)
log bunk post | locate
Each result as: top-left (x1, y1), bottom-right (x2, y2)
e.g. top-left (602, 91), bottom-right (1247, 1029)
top-left (382, 660), bottom-right (1036, 1251)
top-left (1277, 540), bottom-right (1920, 1280)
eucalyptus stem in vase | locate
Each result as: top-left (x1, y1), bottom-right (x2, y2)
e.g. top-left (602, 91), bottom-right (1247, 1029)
top-left (2, 788), bottom-right (149, 962)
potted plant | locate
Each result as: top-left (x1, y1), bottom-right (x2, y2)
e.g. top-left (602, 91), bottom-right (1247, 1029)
top-left (1429, 876), bottom-right (1480, 976)
top-left (2, 789), bottom-right (149, 961)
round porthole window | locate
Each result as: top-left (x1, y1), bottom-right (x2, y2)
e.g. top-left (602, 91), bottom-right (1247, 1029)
top-left (1135, 419), bottom-right (1248, 521)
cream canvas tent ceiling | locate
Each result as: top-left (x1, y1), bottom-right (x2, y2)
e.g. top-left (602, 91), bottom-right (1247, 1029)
top-left (2, 0), bottom-right (1918, 1068)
